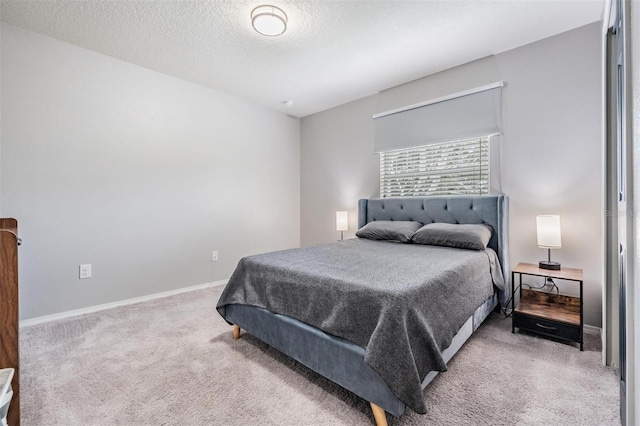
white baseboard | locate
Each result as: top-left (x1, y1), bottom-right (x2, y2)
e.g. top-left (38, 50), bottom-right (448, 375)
top-left (19, 279), bottom-right (228, 328)
top-left (583, 324), bottom-right (601, 335)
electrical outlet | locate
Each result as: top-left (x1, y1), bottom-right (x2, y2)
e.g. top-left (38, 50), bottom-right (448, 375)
top-left (212, 251), bottom-right (219, 262)
top-left (79, 264), bottom-right (92, 279)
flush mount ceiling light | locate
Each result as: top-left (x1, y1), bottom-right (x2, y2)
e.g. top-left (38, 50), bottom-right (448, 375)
top-left (251, 5), bottom-right (287, 36)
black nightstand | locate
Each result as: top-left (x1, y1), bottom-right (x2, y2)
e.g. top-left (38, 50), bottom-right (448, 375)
top-left (511, 262), bottom-right (584, 351)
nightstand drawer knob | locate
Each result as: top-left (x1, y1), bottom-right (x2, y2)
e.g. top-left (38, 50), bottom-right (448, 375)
top-left (536, 323), bottom-right (557, 331)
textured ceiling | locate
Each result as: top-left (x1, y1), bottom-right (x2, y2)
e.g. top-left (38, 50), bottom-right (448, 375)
top-left (1, 0), bottom-right (604, 117)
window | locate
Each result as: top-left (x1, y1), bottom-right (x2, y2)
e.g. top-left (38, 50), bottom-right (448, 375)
top-left (380, 137), bottom-right (489, 198)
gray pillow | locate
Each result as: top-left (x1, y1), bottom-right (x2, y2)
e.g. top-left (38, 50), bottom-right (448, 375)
top-left (411, 223), bottom-right (492, 250)
top-left (356, 221), bottom-right (423, 243)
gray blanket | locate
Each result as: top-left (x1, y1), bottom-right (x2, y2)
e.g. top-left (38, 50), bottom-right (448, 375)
top-left (216, 238), bottom-right (504, 414)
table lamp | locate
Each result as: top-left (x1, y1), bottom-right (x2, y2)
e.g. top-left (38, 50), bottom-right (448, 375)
top-left (336, 211), bottom-right (348, 241)
top-left (536, 215), bottom-right (562, 270)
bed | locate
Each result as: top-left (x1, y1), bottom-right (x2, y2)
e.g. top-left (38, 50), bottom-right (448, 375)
top-left (216, 195), bottom-right (510, 425)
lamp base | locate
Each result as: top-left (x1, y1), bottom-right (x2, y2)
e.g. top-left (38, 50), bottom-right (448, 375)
top-left (539, 260), bottom-right (561, 271)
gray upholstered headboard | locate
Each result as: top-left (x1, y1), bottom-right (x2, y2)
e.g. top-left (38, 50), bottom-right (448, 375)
top-left (358, 195), bottom-right (510, 304)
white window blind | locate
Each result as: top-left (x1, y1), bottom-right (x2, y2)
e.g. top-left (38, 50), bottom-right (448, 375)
top-left (380, 137), bottom-right (489, 198)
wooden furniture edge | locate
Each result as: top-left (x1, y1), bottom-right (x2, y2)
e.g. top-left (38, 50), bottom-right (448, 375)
top-left (233, 325), bottom-right (241, 340)
top-left (0, 218), bottom-right (17, 232)
top-left (370, 402), bottom-right (388, 426)
top-left (512, 262), bottom-right (583, 281)
top-left (1, 220), bottom-right (19, 426)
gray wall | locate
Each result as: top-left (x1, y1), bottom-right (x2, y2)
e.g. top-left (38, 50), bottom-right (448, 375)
top-left (1, 24), bottom-right (301, 320)
top-left (301, 23), bottom-right (604, 327)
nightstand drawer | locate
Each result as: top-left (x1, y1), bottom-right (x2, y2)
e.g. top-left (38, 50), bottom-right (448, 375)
top-left (513, 313), bottom-right (580, 341)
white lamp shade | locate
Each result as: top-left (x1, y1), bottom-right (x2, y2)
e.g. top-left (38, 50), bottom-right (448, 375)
top-left (536, 215), bottom-right (562, 249)
top-left (251, 5), bottom-right (287, 36)
top-left (336, 211), bottom-right (348, 231)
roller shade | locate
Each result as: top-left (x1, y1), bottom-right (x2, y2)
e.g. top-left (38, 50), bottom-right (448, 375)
top-left (373, 83), bottom-right (503, 153)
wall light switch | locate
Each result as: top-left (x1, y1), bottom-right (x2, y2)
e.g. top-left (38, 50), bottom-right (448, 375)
top-left (79, 264), bottom-right (92, 279)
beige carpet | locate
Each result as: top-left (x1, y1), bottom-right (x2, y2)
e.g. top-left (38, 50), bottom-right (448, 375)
top-left (21, 285), bottom-right (619, 425)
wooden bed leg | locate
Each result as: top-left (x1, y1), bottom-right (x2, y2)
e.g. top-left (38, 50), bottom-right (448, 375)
top-left (370, 402), bottom-right (388, 426)
top-left (233, 325), bottom-right (241, 340)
